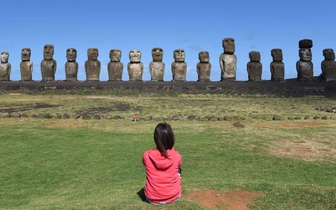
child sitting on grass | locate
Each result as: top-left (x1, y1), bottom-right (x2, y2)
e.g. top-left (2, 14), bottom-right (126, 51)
top-left (142, 122), bottom-right (182, 205)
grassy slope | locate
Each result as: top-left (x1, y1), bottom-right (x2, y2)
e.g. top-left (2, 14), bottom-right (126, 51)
top-left (0, 93), bottom-right (335, 209)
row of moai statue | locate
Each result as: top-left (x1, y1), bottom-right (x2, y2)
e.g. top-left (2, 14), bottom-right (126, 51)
top-left (0, 39), bottom-right (335, 82)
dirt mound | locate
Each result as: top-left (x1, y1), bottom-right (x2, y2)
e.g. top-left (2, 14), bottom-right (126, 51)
top-left (182, 190), bottom-right (262, 210)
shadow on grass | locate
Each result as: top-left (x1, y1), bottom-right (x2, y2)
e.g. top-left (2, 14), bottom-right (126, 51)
top-left (137, 188), bottom-right (148, 203)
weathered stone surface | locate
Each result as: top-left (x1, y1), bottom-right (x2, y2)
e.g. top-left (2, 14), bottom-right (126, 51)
top-left (20, 48), bottom-right (33, 81)
top-left (128, 50), bottom-right (143, 81)
top-left (72, 113), bottom-right (81, 119)
top-left (63, 113), bottom-right (70, 119)
top-left (113, 115), bottom-right (122, 119)
top-left (299, 39), bottom-right (313, 48)
top-left (321, 48), bottom-right (336, 81)
top-left (330, 115), bottom-right (336, 120)
top-left (270, 48), bottom-right (284, 81)
top-left (65, 48), bottom-right (78, 81)
top-left (85, 48), bottom-right (101, 81)
top-left (150, 48), bottom-right (165, 81)
top-left (104, 114), bottom-right (112, 120)
top-left (93, 115), bottom-right (101, 120)
top-left (247, 51), bottom-right (262, 81)
top-left (220, 38), bottom-right (236, 81)
top-left (45, 113), bottom-right (52, 119)
top-left (0, 52), bottom-right (11, 81)
top-left (1, 112), bottom-right (10, 118)
top-left (188, 115), bottom-right (196, 120)
top-left (304, 116), bottom-right (310, 120)
top-left (322, 116), bottom-right (328, 120)
top-left (297, 40), bottom-right (313, 81)
top-left (82, 114), bottom-right (91, 120)
top-left (171, 49), bottom-right (187, 81)
top-left (41, 45), bottom-right (57, 81)
top-left (172, 115), bottom-right (179, 120)
top-left (313, 116), bottom-right (320, 120)
top-left (21, 113), bottom-right (28, 118)
top-left (11, 113), bottom-right (21, 118)
top-left (197, 51), bottom-right (211, 82)
top-left (273, 115), bottom-right (281, 120)
top-left (37, 113), bottom-right (45, 118)
top-left (222, 37), bottom-right (235, 54)
top-left (108, 49), bottom-right (123, 81)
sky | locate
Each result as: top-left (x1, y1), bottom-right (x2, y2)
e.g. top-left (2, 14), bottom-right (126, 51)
top-left (2, 0), bottom-right (336, 82)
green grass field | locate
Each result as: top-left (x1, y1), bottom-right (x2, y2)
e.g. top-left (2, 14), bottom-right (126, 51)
top-left (0, 93), bottom-right (335, 209)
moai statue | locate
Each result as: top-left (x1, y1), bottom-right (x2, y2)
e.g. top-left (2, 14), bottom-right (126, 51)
top-left (270, 48), bottom-right (285, 81)
top-left (128, 50), bottom-right (143, 81)
top-left (219, 38), bottom-right (237, 81)
top-left (0, 52), bottom-right (11, 81)
top-left (20, 48), bottom-right (33, 81)
top-left (321, 48), bottom-right (336, 81)
top-left (41, 44), bottom-right (57, 81)
top-left (65, 48), bottom-right (78, 81)
top-left (247, 51), bottom-right (262, 81)
top-left (85, 48), bottom-right (101, 81)
top-left (296, 39), bottom-right (313, 81)
top-left (108, 49), bottom-right (123, 81)
top-left (149, 48), bottom-right (165, 81)
top-left (197, 51), bottom-right (211, 82)
top-left (171, 49), bottom-right (187, 81)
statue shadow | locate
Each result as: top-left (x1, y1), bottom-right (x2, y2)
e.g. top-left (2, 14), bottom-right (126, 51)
top-left (137, 188), bottom-right (148, 203)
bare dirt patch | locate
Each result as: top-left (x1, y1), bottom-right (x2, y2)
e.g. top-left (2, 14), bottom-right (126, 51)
top-left (270, 140), bottom-right (336, 161)
top-left (182, 190), bottom-right (262, 210)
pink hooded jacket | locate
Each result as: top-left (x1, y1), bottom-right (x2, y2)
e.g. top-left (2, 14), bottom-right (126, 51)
top-left (142, 148), bottom-right (182, 204)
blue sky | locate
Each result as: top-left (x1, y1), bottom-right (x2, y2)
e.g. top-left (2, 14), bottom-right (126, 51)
top-left (2, 0), bottom-right (336, 81)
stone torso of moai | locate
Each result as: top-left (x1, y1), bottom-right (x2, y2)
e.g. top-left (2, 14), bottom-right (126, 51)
top-left (108, 49), bottom-right (123, 81)
top-left (0, 52), bottom-right (11, 81)
top-left (270, 48), bottom-right (284, 81)
top-left (171, 49), bottom-right (187, 81)
top-left (150, 48), bottom-right (165, 81)
top-left (41, 44), bottom-right (57, 81)
top-left (197, 51), bottom-right (211, 82)
top-left (85, 48), bottom-right (101, 81)
top-left (20, 48), bottom-right (33, 81)
top-left (247, 51), bottom-right (262, 81)
top-left (296, 39), bottom-right (313, 81)
top-left (321, 48), bottom-right (336, 81)
top-left (128, 50), bottom-right (144, 81)
top-left (220, 38), bottom-right (237, 81)
top-left (65, 48), bottom-right (78, 81)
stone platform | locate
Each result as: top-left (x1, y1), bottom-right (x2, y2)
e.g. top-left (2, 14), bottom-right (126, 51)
top-left (0, 79), bottom-right (335, 97)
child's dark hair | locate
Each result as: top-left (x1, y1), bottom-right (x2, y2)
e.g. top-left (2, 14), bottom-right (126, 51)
top-left (154, 122), bottom-right (175, 159)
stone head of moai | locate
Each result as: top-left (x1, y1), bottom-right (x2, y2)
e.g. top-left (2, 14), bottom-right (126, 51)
top-left (173, 49), bottom-right (185, 62)
top-left (222, 38), bottom-right (235, 54)
top-left (109, 49), bottom-right (122, 62)
top-left (88, 48), bottom-right (99, 61)
top-left (271, 48), bottom-right (283, 61)
top-left (43, 44), bottom-right (54, 60)
top-left (323, 48), bottom-right (335, 60)
top-left (198, 51), bottom-right (210, 63)
top-left (249, 51), bottom-right (260, 62)
top-left (66, 48), bottom-right (77, 62)
top-left (129, 50), bottom-right (142, 63)
top-left (1, 52), bottom-right (9, 63)
top-left (152, 48), bottom-right (163, 62)
top-left (299, 39), bottom-right (313, 49)
top-left (299, 48), bottom-right (312, 61)
top-left (21, 48), bottom-right (31, 61)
